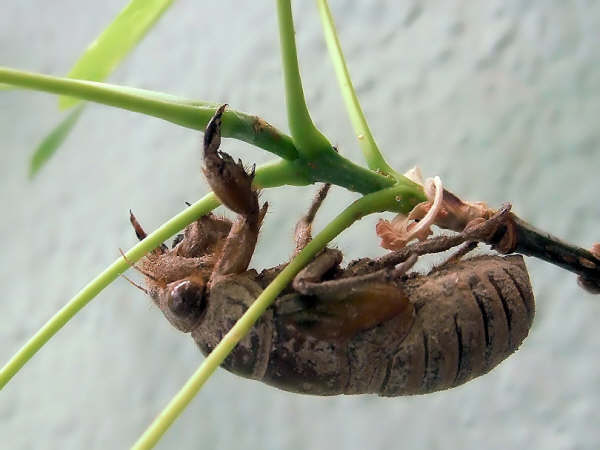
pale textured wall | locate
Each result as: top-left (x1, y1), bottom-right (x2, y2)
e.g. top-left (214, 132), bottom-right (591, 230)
top-left (1, 1), bottom-right (599, 449)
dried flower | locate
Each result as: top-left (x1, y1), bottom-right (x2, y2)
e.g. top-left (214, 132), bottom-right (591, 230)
top-left (376, 170), bottom-right (493, 250)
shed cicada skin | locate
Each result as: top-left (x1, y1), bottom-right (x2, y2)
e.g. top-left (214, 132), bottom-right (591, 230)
top-left (129, 106), bottom-right (535, 396)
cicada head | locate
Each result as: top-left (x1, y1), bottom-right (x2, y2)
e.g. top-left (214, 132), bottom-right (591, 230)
top-left (152, 276), bottom-right (208, 333)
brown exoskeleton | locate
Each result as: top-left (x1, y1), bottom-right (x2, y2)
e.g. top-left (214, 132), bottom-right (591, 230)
top-left (128, 105), bottom-right (535, 396)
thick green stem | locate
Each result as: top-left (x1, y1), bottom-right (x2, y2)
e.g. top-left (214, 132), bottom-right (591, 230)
top-left (132, 182), bottom-right (416, 449)
top-left (316, 0), bottom-right (401, 179)
top-left (301, 151), bottom-right (395, 196)
top-left (0, 163), bottom-right (303, 391)
top-left (254, 159), bottom-right (310, 188)
top-left (0, 67), bottom-right (298, 160)
top-left (277, 0), bottom-right (331, 157)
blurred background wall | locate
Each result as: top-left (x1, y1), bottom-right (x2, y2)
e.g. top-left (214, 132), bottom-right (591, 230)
top-left (1, 1), bottom-right (599, 448)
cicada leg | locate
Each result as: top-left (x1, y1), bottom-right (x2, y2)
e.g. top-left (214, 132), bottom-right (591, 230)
top-left (286, 250), bottom-right (418, 342)
top-left (375, 204), bottom-right (515, 269)
top-left (129, 210), bottom-right (168, 254)
top-left (255, 184), bottom-right (332, 286)
top-left (431, 240), bottom-right (479, 270)
top-left (293, 183), bottom-right (331, 255)
top-left (173, 213), bottom-right (232, 259)
top-left (202, 105), bottom-right (268, 284)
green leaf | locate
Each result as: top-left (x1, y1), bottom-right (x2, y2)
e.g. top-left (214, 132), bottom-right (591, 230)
top-left (0, 83), bottom-right (13, 90)
top-left (59, 0), bottom-right (175, 109)
top-left (29, 105), bottom-right (85, 178)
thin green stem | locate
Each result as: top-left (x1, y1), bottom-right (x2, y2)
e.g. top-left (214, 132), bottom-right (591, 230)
top-left (0, 67), bottom-right (422, 196)
top-left (0, 193), bottom-right (217, 391)
top-left (277, 0), bottom-right (331, 157)
top-left (316, 0), bottom-right (400, 179)
top-left (0, 163), bottom-right (302, 390)
top-left (132, 182), bottom-right (417, 449)
top-left (0, 67), bottom-right (298, 160)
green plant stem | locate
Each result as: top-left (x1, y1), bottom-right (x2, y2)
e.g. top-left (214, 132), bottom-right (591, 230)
top-left (0, 67), bottom-right (298, 161)
top-left (300, 150), bottom-right (394, 195)
top-left (0, 67), bottom-right (425, 196)
top-left (0, 163), bottom-right (305, 391)
top-left (316, 0), bottom-right (400, 179)
top-left (277, 0), bottom-right (331, 157)
top-left (132, 182), bottom-right (419, 450)
top-left (0, 193), bottom-right (215, 391)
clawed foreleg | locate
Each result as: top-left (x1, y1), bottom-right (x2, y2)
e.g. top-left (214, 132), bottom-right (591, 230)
top-left (202, 105), bottom-right (268, 284)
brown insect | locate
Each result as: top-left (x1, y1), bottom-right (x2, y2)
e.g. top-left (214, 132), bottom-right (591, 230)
top-left (127, 106), bottom-right (535, 396)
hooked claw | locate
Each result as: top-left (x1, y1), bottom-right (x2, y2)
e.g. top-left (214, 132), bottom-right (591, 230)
top-left (202, 105), bottom-right (259, 220)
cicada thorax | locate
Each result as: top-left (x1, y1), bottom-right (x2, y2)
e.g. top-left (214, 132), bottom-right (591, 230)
top-left (192, 274), bottom-right (275, 381)
top-left (191, 254), bottom-right (534, 396)
top-left (192, 273), bottom-right (352, 394)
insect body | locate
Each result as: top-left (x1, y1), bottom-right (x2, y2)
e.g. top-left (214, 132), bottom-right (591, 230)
top-left (193, 253), bottom-right (533, 396)
top-left (130, 106), bottom-right (535, 396)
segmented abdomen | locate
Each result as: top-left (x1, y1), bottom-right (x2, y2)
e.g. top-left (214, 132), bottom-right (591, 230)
top-left (380, 254), bottom-right (535, 396)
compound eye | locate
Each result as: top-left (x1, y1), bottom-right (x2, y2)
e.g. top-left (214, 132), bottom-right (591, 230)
top-left (168, 280), bottom-right (205, 318)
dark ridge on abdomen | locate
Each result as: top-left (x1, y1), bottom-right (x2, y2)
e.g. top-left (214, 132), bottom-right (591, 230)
top-left (503, 267), bottom-right (533, 321)
top-left (422, 330), bottom-right (429, 386)
top-left (453, 315), bottom-right (464, 385)
top-left (380, 356), bottom-right (394, 393)
top-left (467, 269), bottom-right (513, 371)
top-left (487, 269), bottom-right (533, 353)
top-left (378, 326), bottom-right (427, 396)
top-left (472, 290), bottom-right (491, 361)
top-left (488, 274), bottom-right (513, 349)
